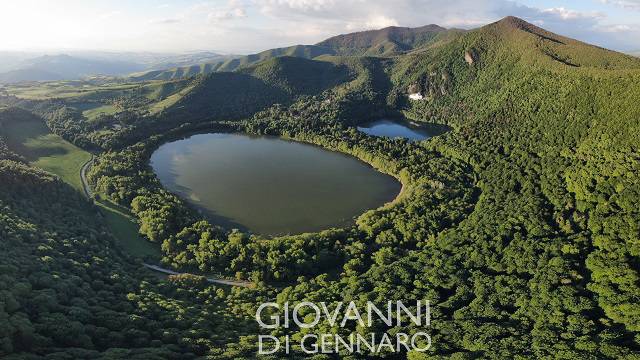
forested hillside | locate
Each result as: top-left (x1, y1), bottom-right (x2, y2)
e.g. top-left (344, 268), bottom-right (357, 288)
top-left (143, 57), bottom-right (353, 131)
top-left (317, 24), bottom-right (448, 56)
top-left (129, 45), bottom-right (336, 81)
top-left (1, 16), bottom-right (639, 359)
top-left (128, 25), bottom-right (454, 82)
top-left (0, 108), bottom-right (263, 358)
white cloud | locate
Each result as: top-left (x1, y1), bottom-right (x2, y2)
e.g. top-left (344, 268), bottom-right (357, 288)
top-left (208, 7), bottom-right (247, 22)
top-left (244, 0), bottom-right (640, 52)
top-left (345, 15), bottom-right (399, 31)
top-left (99, 10), bottom-right (121, 20)
top-left (260, 0), bottom-right (338, 13)
top-left (1, 0), bottom-right (639, 53)
top-left (541, 7), bottom-right (605, 21)
top-left (600, 0), bottom-right (640, 11)
top-left (149, 18), bottom-right (182, 25)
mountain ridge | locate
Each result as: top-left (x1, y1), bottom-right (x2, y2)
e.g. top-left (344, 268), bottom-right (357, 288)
top-left (127, 23), bottom-right (452, 81)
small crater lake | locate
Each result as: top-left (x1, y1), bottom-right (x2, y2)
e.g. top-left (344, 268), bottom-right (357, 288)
top-left (150, 133), bottom-right (401, 236)
top-left (357, 118), bottom-right (450, 141)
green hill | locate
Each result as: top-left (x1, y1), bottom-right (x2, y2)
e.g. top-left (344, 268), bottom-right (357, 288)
top-left (163, 56), bottom-right (351, 121)
top-left (129, 44), bottom-right (336, 81)
top-left (127, 26), bottom-right (451, 82)
top-left (390, 15), bottom-right (640, 340)
top-left (317, 24), bottom-right (448, 56)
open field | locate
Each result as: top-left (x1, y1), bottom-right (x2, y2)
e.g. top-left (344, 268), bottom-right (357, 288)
top-left (96, 197), bottom-right (161, 259)
top-left (3, 118), bottom-right (90, 191)
top-left (4, 80), bottom-right (142, 100)
top-left (148, 82), bottom-right (195, 114)
top-left (74, 102), bottom-right (119, 119)
top-left (3, 116), bottom-right (159, 259)
top-left (4, 79), bottom-right (194, 117)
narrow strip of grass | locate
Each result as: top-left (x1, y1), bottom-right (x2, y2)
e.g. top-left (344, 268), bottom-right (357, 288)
top-left (96, 197), bottom-right (161, 259)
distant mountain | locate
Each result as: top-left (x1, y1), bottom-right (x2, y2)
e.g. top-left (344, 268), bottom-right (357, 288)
top-left (44, 50), bottom-right (231, 70)
top-left (0, 51), bottom-right (233, 84)
top-left (0, 68), bottom-right (64, 83)
top-left (0, 54), bottom-right (145, 83)
top-left (316, 24), bottom-right (448, 56)
top-left (163, 56), bottom-right (350, 120)
top-left (127, 26), bottom-right (451, 81)
top-left (129, 45), bottom-right (334, 81)
top-left (0, 51), bottom-right (40, 73)
top-left (132, 51), bottom-right (233, 71)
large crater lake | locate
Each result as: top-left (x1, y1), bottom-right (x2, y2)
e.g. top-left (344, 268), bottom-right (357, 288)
top-left (150, 133), bottom-right (401, 236)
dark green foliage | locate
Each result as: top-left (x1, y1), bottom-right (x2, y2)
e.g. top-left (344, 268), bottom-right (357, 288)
top-left (129, 44), bottom-right (337, 81)
top-left (164, 57), bottom-right (352, 124)
top-left (317, 24), bottom-right (449, 56)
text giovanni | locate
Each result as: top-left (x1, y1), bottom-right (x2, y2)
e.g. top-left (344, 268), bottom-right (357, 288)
top-left (255, 300), bottom-right (432, 355)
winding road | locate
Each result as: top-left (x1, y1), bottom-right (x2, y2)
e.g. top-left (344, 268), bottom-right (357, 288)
top-left (80, 155), bottom-right (94, 198)
top-left (79, 156), bottom-right (253, 288)
top-left (143, 263), bottom-right (253, 288)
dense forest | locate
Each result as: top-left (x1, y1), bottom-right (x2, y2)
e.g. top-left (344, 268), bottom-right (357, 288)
top-left (1, 16), bottom-right (639, 359)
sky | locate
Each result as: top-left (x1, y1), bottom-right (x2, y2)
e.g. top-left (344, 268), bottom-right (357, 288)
top-left (1, 0), bottom-right (639, 54)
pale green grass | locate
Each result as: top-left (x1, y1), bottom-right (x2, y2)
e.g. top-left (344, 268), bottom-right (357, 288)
top-left (3, 119), bottom-right (90, 191)
top-left (80, 104), bottom-right (118, 120)
top-left (3, 118), bottom-right (159, 259)
top-left (96, 197), bottom-right (161, 259)
top-left (148, 83), bottom-right (195, 114)
top-left (5, 81), bottom-right (142, 100)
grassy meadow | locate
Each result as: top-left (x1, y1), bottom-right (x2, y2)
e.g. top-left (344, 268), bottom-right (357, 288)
top-left (3, 118), bottom-right (90, 191)
top-left (2, 116), bottom-right (159, 259)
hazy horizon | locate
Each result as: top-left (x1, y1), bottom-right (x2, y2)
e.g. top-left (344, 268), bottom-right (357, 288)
top-left (1, 0), bottom-right (640, 54)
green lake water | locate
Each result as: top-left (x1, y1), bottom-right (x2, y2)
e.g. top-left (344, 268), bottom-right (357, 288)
top-left (150, 133), bottom-right (401, 236)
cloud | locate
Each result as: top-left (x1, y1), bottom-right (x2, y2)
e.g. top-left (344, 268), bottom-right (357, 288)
top-left (345, 15), bottom-right (399, 31)
top-left (32, 0), bottom-right (637, 54)
top-left (208, 7), bottom-right (247, 22)
top-left (599, 24), bottom-right (637, 32)
top-left (247, 0), bottom-right (640, 51)
top-left (99, 10), bottom-right (121, 20)
top-left (540, 7), bottom-right (605, 21)
top-left (149, 18), bottom-right (182, 24)
top-left (259, 0), bottom-right (337, 14)
top-left (600, 0), bottom-right (640, 10)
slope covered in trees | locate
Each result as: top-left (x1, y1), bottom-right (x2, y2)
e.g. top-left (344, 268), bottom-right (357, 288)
top-left (151, 56), bottom-right (352, 128)
top-left (127, 25), bottom-right (454, 82)
top-left (128, 45), bottom-right (337, 81)
top-left (0, 108), bottom-right (265, 359)
top-left (317, 24), bottom-right (449, 56)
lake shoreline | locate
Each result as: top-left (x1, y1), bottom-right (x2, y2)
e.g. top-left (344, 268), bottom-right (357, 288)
top-left (150, 132), bottom-right (401, 236)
